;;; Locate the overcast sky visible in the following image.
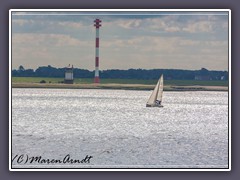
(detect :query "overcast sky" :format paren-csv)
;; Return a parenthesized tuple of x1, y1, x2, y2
(11, 10, 229, 71)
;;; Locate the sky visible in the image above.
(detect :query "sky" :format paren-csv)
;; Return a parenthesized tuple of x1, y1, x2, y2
(11, 10, 229, 71)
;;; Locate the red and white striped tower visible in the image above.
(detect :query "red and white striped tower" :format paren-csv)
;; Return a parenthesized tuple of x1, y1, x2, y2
(94, 18, 102, 83)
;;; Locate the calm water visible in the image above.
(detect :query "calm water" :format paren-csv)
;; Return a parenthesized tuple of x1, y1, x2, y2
(12, 88, 229, 168)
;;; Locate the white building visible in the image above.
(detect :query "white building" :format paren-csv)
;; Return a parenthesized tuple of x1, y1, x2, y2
(64, 64, 74, 84)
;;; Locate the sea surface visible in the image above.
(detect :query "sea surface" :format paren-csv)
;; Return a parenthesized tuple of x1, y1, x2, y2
(11, 88, 229, 169)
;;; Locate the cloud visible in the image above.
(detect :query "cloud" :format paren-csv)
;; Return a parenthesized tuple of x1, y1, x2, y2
(11, 12, 229, 70)
(98, 35, 228, 70)
(117, 19, 143, 29)
(12, 19, 32, 26)
(58, 21, 84, 29)
(182, 21, 213, 33)
(12, 33, 90, 47)
(12, 13, 228, 37)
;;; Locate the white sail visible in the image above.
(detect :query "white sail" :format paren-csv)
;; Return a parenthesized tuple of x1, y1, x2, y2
(146, 79, 160, 105)
(146, 75, 164, 107)
(156, 75, 163, 102)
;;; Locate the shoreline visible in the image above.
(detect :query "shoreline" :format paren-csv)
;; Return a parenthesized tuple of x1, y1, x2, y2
(12, 83, 228, 91)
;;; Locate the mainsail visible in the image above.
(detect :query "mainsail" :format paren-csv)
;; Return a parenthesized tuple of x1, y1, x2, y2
(146, 75, 164, 107)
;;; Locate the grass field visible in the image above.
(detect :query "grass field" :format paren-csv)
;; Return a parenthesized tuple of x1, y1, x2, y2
(12, 77, 229, 86)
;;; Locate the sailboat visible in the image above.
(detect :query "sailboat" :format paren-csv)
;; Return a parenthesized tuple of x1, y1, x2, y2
(146, 75, 164, 107)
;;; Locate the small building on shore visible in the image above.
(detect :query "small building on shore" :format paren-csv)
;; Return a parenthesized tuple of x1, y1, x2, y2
(64, 64, 74, 84)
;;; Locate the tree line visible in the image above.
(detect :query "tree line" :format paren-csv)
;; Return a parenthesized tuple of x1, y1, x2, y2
(12, 65, 228, 80)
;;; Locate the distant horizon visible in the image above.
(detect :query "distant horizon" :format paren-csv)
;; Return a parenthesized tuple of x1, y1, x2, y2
(12, 64, 228, 72)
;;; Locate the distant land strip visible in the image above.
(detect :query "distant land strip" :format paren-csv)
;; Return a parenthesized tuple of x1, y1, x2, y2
(12, 82, 228, 91)
(12, 66, 228, 81)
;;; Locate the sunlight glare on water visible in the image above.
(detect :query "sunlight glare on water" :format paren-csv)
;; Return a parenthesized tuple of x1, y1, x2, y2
(12, 88, 228, 168)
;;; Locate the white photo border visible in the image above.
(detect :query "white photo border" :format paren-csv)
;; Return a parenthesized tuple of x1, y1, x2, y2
(9, 9, 231, 171)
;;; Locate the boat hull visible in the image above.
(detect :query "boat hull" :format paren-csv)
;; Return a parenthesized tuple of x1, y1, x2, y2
(146, 104, 163, 108)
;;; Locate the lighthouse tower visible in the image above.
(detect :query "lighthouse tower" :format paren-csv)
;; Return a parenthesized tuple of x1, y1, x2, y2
(94, 18, 101, 83)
